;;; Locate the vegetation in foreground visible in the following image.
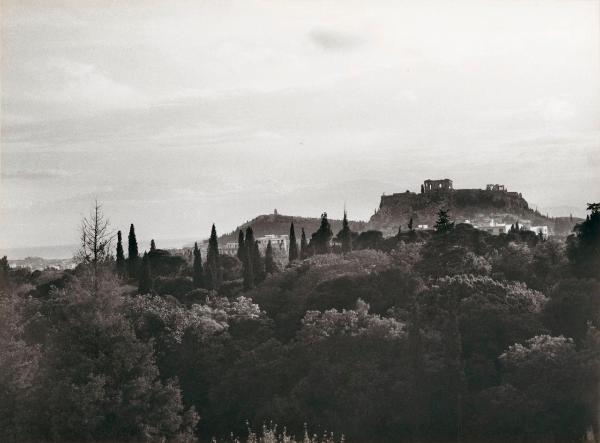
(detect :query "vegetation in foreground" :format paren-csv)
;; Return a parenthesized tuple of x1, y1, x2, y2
(0, 204, 599, 443)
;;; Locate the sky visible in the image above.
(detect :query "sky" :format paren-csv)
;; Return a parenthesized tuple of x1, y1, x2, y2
(1, 0, 599, 252)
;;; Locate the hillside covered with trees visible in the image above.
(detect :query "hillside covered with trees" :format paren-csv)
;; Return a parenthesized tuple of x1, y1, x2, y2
(1, 204, 599, 443)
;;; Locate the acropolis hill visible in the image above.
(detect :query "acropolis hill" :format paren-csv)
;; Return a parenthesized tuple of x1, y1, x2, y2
(367, 179, 577, 236)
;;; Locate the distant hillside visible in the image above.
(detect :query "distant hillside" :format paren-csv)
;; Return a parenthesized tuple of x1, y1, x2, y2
(219, 212, 367, 243)
(368, 186, 581, 236)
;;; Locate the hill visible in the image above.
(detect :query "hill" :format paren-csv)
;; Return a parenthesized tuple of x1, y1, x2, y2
(368, 181, 580, 236)
(219, 212, 367, 243)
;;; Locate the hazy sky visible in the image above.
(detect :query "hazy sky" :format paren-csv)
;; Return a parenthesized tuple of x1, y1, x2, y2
(1, 0, 599, 249)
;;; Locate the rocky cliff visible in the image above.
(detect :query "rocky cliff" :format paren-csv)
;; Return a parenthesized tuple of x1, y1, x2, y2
(367, 188, 575, 236)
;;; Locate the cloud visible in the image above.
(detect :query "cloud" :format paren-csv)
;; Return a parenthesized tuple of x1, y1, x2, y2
(1, 169, 70, 181)
(309, 29, 363, 51)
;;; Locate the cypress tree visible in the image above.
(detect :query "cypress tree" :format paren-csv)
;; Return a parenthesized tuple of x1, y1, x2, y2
(205, 224, 221, 290)
(435, 209, 455, 233)
(408, 217, 414, 231)
(288, 222, 299, 263)
(192, 242, 204, 288)
(115, 230, 125, 277)
(310, 212, 333, 254)
(138, 252, 152, 294)
(252, 240, 265, 284)
(265, 240, 277, 274)
(236, 230, 245, 262)
(128, 224, 139, 279)
(242, 244, 254, 291)
(300, 228, 309, 259)
(150, 239, 156, 252)
(338, 211, 352, 254)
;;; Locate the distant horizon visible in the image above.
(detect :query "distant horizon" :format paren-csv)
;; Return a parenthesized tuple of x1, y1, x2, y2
(0, 190, 589, 259)
(2, 0, 599, 250)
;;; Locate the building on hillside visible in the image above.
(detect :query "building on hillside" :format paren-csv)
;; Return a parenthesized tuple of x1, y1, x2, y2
(475, 219, 511, 235)
(221, 242, 239, 256)
(486, 184, 506, 192)
(423, 179, 453, 193)
(528, 225, 549, 239)
(257, 234, 289, 255)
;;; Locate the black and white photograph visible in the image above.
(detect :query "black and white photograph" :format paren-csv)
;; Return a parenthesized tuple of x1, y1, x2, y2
(1, 1, 599, 442)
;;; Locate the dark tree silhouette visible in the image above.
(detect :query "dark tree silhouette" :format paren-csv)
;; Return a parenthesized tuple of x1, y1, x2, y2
(205, 224, 221, 290)
(310, 212, 333, 255)
(77, 200, 114, 291)
(408, 217, 414, 231)
(150, 239, 156, 252)
(116, 230, 126, 277)
(435, 209, 455, 233)
(236, 230, 245, 262)
(567, 202, 600, 278)
(265, 240, 277, 274)
(252, 240, 265, 284)
(138, 252, 152, 294)
(128, 224, 139, 279)
(337, 211, 352, 254)
(242, 244, 254, 291)
(300, 228, 309, 259)
(0, 256, 9, 290)
(289, 222, 299, 263)
(192, 242, 204, 288)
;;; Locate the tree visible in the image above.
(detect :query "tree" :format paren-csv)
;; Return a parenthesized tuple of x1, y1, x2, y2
(77, 200, 114, 291)
(150, 239, 156, 251)
(115, 231, 126, 277)
(567, 202, 600, 278)
(265, 241, 277, 274)
(421, 184, 424, 194)
(252, 240, 265, 284)
(236, 230, 245, 262)
(435, 209, 455, 233)
(337, 211, 353, 254)
(408, 217, 414, 231)
(29, 280, 197, 441)
(310, 212, 333, 255)
(300, 228, 309, 259)
(242, 245, 254, 291)
(205, 224, 221, 290)
(192, 242, 204, 289)
(0, 256, 10, 290)
(243, 227, 256, 290)
(289, 222, 299, 263)
(139, 252, 153, 294)
(128, 224, 139, 279)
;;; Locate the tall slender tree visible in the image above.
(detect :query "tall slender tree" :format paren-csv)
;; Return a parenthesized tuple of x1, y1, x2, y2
(128, 224, 139, 279)
(77, 200, 114, 292)
(150, 239, 156, 252)
(242, 244, 254, 291)
(300, 228, 309, 259)
(138, 252, 152, 294)
(435, 209, 455, 233)
(265, 240, 277, 274)
(192, 242, 204, 288)
(337, 211, 352, 254)
(288, 222, 299, 263)
(116, 230, 126, 277)
(252, 240, 265, 284)
(310, 212, 333, 254)
(236, 230, 245, 262)
(408, 217, 414, 231)
(204, 224, 221, 290)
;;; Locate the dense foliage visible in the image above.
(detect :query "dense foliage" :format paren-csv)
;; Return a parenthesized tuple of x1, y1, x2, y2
(1, 204, 599, 442)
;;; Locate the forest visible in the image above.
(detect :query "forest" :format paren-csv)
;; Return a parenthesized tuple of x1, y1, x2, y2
(0, 203, 599, 443)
